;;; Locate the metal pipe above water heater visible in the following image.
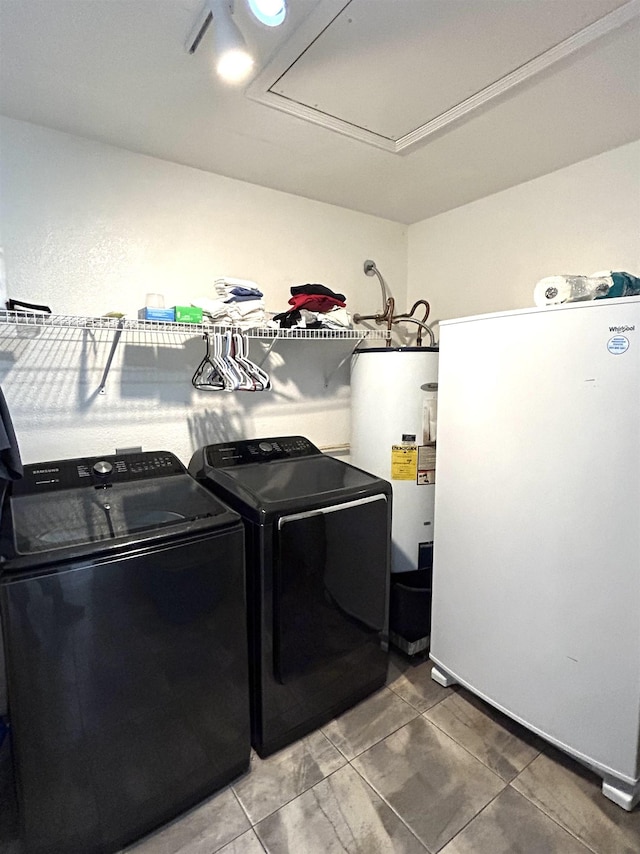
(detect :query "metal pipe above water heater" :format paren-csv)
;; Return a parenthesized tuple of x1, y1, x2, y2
(353, 260, 435, 347)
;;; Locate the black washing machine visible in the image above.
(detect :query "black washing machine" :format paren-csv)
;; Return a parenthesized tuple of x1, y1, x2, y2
(189, 436, 391, 757)
(0, 451, 250, 854)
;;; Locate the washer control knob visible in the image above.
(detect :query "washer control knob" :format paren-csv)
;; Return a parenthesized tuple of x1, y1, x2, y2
(258, 442, 274, 454)
(93, 460, 113, 476)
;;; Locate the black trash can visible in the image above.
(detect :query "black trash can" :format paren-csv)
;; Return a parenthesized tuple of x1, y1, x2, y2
(389, 568, 432, 655)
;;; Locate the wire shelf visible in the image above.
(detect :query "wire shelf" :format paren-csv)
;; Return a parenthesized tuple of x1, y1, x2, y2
(0, 311, 391, 341)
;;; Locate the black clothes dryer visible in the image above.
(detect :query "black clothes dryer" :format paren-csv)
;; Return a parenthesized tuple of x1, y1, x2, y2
(189, 436, 392, 757)
(0, 451, 250, 854)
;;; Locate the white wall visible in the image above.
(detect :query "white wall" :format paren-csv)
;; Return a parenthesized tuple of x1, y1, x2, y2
(407, 141, 640, 333)
(0, 117, 407, 465)
(3, 119, 638, 467)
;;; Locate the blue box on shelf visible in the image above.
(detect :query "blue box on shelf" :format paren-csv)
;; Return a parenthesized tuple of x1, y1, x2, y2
(138, 307, 175, 322)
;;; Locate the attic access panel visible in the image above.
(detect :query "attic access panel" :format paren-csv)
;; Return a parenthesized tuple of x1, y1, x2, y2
(246, 0, 636, 153)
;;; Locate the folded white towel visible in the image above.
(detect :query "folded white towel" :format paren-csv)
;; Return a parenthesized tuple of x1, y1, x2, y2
(194, 295, 266, 329)
(192, 297, 228, 318)
(321, 307, 351, 328)
(214, 277, 260, 289)
(234, 299, 265, 318)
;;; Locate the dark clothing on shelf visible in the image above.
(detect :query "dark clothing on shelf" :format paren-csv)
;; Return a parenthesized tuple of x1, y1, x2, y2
(230, 286, 263, 297)
(273, 310, 323, 329)
(290, 284, 346, 302)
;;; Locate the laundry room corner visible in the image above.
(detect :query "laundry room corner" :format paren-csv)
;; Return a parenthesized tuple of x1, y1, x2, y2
(406, 140, 640, 331)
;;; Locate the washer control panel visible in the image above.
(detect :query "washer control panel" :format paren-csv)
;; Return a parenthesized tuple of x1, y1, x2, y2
(205, 436, 320, 468)
(13, 451, 185, 494)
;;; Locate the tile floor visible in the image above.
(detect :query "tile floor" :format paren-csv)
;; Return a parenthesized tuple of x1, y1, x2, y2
(2, 651, 640, 853)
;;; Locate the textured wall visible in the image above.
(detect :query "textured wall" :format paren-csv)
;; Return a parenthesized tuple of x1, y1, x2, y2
(0, 117, 407, 465)
(407, 140, 640, 335)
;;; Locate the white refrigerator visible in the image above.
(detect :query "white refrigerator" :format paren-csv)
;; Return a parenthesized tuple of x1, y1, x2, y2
(430, 295, 640, 810)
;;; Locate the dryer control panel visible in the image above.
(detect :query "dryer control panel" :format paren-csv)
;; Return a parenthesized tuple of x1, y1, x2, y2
(205, 436, 321, 468)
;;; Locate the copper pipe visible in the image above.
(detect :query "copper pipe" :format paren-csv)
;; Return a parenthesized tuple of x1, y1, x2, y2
(392, 315, 435, 347)
(392, 299, 433, 346)
(353, 296, 395, 345)
(354, 260, 434, 347)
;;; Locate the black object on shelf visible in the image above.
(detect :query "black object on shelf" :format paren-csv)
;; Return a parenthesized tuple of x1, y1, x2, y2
(6, 299, 51, 313)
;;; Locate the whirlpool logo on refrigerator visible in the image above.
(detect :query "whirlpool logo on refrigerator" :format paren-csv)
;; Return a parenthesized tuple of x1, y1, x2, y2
(609, 325, 635, 333)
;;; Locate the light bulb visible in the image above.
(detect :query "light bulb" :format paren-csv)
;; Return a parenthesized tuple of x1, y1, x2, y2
(216, 48, 255, 83)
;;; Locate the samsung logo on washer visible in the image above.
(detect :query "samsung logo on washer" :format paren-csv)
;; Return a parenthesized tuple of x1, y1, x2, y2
(609, 325, 635, 333)
(32, 467, 59, 475)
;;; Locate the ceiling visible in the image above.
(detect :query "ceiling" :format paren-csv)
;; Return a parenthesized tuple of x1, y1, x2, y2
(1, 0, 639, 224)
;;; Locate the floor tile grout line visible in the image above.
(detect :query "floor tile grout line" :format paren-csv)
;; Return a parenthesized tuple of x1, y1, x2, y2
(418, 709, 511, 786)
(322, 705, 422, 763)
(341, 708, 512, 850)
(123, 783, 248, 854)
(251, 763, 413, 851)
(237, 774, 338, 828)
(234, 741, 349, 826)
(230, 785, 253, 826)
(383, 683, 425, 711)
(319, 687, 421, 761)
(432, 786, 506, 854)
(347, 758, 432, 853)
(419, 690, 545, 772)
(506, 782, 602, 854)
(512, 745, 544, 776)
(250, 826, 269, 854)
(509, 745, 623, 853)
(386, 681, 454, 715)
(509, 736, 632, 854)
(319, 726, 352, 762)
(218, 823, 269, 854)
(417, 683, 598, 834)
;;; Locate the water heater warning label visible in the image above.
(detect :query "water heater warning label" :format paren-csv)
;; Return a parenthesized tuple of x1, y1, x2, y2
(391, 445, 417, 480)
(417, 444, 436, 485)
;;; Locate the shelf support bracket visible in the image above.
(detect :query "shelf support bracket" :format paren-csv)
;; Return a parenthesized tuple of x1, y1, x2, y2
(256, 335, 279, 367)
(324, 339, 364, 388)
(97, 319, 125, 394)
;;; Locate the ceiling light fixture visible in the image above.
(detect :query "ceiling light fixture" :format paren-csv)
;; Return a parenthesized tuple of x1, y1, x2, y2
(186, 0, 255, 85)
(247, 0, 287, 27)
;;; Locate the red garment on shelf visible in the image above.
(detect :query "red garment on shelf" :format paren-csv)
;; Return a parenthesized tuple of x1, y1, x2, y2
(288, 293, 346, 312)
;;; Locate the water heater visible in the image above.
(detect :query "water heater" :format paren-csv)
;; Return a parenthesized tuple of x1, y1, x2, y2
(350, 347, 438, 653)
(351, 346, 438, 571)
